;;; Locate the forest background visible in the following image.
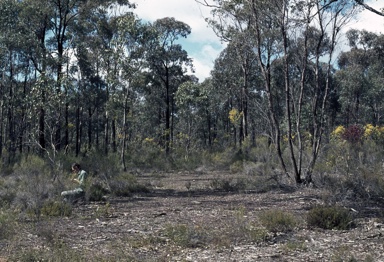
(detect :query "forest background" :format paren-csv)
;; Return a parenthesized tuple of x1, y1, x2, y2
(0, 0, 384, 194)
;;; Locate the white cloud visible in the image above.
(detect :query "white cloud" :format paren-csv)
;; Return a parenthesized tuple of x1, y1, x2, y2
(335, 0, 384, 58)
(348, 0, 384, 33)
(132, 0, 225, 82)
(131, 0, 383, 81)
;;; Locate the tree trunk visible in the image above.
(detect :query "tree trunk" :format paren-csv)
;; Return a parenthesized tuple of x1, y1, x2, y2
(76, 106, 80, 156)
(112, 118, 117, 153)
(165, 70, 171, 154)
(88, 107, 93, 149)
(104, 111, 109, 155)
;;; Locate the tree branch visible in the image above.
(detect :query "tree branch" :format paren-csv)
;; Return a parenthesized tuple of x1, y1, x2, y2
(194, 0, 220, 9)
(354, 0, 384, 17)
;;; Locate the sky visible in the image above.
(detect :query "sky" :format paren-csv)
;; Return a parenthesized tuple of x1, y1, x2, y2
(131, 0, 384, 82)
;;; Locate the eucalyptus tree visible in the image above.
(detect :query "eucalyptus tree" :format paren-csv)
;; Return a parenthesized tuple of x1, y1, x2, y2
(0, 0, 19, 161)
(211, 45, 243, 146)
(288, 1, 357, 184)
(336, 30, 384, 125)
(210, 39, 262, 147)
(174, 80, 204, 154)
(207, 2, 260, 146)
(0, 0, 40, 162)
(143, 17, 194, 154)
(69, 2, 141, 157)
(17, 0, 134, 156)
(176, 77, 224, 153)
(199, 0, 357, 184)
(108, 13, 146, 170)
(72, 7, 118, 156)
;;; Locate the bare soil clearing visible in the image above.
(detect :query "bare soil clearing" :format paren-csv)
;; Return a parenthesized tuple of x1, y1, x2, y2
(2, 171, 384, 261)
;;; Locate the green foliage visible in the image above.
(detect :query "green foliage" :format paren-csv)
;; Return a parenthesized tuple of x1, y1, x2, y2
(0, 210, 17, 240)
(282, 240, 307, 252)
(307, 206, 354, 230)
(109, 173, 150, 197)
(315, 134, 384, 200)
(229, 160, 243, 173)
(12, 155, 58, 219)
(246, 227, 270, 243)
(40, 200, 72, 217)
(82, 151, 120, 178)
(0, 178, 16, 208)
(259, 209, 297, 233)
(12, 243, 87, 262)
(87, 181, 109, 202)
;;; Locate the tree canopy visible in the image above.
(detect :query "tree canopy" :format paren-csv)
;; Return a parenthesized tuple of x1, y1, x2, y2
(0, 0, 383, 185)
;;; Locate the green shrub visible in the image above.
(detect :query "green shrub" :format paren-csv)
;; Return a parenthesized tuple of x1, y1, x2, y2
(259, 209, 297, 233)
(40, 200, 72, 217)
(109, 173, 150, 197)
(230, 160, 244, 173)
(0, 210, 16, 240)
(87, 182, 110, 202)
(11, 243, 87, 262)
(0, 179, 16, 208)
(12, 155, 57, 218)
(247, 227, 270, 243)
(307, 206, 354, 230)
(209, 177, 247, 192)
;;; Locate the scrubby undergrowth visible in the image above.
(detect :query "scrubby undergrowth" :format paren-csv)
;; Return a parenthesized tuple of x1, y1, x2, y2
(0, 136, 384, 261)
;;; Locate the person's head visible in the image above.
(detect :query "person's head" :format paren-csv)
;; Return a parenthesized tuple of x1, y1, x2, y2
(71, 163, 81, 173)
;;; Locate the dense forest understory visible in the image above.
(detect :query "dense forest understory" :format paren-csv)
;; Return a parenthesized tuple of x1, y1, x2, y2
(1, 0, 384, 260)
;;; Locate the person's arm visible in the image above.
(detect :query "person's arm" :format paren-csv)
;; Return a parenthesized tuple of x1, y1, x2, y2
(73, 170, 87, 185)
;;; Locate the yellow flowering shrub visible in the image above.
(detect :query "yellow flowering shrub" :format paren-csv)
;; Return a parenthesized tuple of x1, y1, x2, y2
(331, 125, 345, 139)
(229, 108, 243, 125)
(364, 124, 376, 138)
(331, 124, 384, 144)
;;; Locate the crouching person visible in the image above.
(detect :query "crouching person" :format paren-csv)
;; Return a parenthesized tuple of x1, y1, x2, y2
(61, 163, 87, 203)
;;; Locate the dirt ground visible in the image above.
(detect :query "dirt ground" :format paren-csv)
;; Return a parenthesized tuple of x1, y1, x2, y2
(2, 171, 384, 261)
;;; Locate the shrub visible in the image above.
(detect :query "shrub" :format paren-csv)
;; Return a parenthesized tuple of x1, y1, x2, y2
(40, 200, 72, 217)
(0, 178, 16, 208)
(259, 209, 297, 233)
(86, 181, 110, 202)
(229, 160, 244, 173)
(12, 155, 57, 218)
(341, 125, 364, 144)
(331, 125, 346, 139)
(209, 177, 247, 192)
(307, 206, 354, 230)
(0, 210, 17, 240)
(109, 173, 150, 197)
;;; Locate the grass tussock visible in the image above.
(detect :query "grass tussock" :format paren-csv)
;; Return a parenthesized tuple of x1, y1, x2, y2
(259, 209, 297, 233)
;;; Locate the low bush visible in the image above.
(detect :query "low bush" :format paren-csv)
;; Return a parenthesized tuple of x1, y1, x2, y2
(259, 209, 297, 233)
(40, 200, 72, 217)
(109, 173, 150, 197)
(209, 177, 247, 192)
(307, 205, 354, 230)
(86, 181, 110, 202)
(0, 210, 17, 240)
